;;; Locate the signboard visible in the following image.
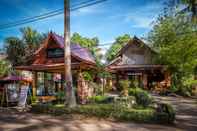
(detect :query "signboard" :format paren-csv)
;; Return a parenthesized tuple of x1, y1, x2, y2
(7, 84, 19, 102)
(47, 48, 64, 58)
(18, 85, 29, 107)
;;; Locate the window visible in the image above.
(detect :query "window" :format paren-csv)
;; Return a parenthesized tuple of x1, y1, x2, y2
(47, 48, 64, 58)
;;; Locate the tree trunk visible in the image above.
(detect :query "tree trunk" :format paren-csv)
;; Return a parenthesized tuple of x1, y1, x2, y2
(64, 0, 76, 107)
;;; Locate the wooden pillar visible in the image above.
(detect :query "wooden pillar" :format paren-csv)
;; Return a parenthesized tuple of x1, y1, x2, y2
(116, 73, 120, 90)
(61, 74, 64, 91)
(44, 72, 48, 95)
(142, 73, 148, 89)
(32, 71, 37, 96)
(164, 71, 171, 88)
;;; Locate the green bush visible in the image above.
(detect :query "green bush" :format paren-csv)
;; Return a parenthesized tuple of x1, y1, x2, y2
(156, 103, 175, 123)
(55, 91, 65, 103)
(89, 82, 103, 95)
(129, 88, 152, 108)
(31, 103, 174, 124)
(119, 80, 130, 96)
(82, 71, 93, 81)
(114, 96, 136, 108)
(89, 95, 113, 104)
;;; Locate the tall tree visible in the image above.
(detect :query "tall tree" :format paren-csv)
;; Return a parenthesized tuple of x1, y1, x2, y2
(147, 13, 197, 95)
(4, 27, 47, 66)
(180, 0, 197, 22)
(105, 34, 131, 62)
(4, 37, 25, 66)
(64, 0, 76, 107)
(71, 32, 101, 64)
(71, 33, 99, 48)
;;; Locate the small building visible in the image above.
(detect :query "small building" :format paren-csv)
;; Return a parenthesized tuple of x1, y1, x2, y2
(16, 32, 97, 103)
(107, 36, 171, 91)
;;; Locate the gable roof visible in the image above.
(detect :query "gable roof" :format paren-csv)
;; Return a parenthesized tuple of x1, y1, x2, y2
(117, 36, 156, 56)
(35, 32, 96, 65)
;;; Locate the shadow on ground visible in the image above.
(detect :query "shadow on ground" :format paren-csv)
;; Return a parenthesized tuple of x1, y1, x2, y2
(0, 96, 196, 131)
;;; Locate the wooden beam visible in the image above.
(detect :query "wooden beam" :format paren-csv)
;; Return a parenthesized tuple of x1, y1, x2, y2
(32, 71, 37, 96)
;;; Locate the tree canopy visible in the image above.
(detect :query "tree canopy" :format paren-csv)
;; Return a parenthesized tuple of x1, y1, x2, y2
(71, 32, 101, 64)
(147, 5, 197, 95)
(4, 27, 47, 66)
(105, 34, 131, 62)
(0, 60, 13, 77)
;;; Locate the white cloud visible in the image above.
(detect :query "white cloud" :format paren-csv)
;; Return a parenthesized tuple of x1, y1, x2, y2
(123, 1, 163, 29)
(124, 15, 155, 29)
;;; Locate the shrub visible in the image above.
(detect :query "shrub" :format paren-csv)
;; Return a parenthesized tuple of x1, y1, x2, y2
(82, 71, 93, 81)
(55, 91, 65, 103)
(119, 80, 130, 96)
(89, 82, 103, 95)
(128, 88, 136, 96)
(31, 103, 175, 124)
(155, 103, 175, 123)
(89, 95, 113, 104)
(129, 88, 152, 108)
(114, 96, 136, 108)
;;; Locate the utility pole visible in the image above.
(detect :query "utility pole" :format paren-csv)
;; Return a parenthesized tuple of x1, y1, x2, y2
(64, 0, 76, 107)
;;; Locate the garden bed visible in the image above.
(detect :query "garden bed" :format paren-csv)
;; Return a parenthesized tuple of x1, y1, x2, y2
(31, 103, 175, 124)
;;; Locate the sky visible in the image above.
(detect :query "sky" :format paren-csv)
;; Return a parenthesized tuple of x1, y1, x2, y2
(0, 0, 166, 53)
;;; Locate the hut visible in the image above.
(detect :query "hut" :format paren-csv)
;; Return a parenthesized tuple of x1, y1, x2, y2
(107, 36, 171, 92)
(15, 32, 97, 103)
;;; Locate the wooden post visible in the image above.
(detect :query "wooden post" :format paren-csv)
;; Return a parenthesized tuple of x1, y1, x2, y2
(32, 71, 37, 96)
(64, 0, 76, 107)
(44, 72, 48, 95)
(142, 73, 148, 89)
(116, 73, 119, 90)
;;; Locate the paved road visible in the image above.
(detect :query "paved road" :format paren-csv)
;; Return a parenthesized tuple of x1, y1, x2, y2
(153, 95, 197, 131)
(0, 96, 196, 131)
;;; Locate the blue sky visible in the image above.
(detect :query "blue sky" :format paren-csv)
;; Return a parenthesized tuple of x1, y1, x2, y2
(0, 0, 165, 52)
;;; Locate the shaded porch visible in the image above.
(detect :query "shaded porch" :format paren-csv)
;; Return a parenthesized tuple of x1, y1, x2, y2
(107, 64, 171, 91)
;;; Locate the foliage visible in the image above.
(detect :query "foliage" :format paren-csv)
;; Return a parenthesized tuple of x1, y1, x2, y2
(88, 95, 113, 104)
(147, 11, 197, 96)
(0, 60, 13, 77)
(129, 88, 153, 108)
(31, 103, 174, 123)
(4, 27, 47, 66)
(82, 71, 93, 81)
(4, 37, 26, 66)
(105, 34, 131, 62)
(119, 80, 130, 96)
(89, 82, 103, 95)
(155, 103, 175, 123)
(56, 91, 65, 103)
(179, 0, 197, 23)
(71, 33, 102, 64)
(71, 32, 99, 49)
(114, 96, 136, 108)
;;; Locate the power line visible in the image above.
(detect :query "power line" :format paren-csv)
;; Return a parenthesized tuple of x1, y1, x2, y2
(0, 0, 107, 30)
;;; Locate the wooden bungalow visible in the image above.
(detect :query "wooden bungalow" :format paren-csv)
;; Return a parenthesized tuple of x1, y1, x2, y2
(15, 32, 96, 103)
(107, 36, 171, 91)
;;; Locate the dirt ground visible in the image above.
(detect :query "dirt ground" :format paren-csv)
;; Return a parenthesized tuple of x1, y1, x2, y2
(0, 96, 196, 131)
